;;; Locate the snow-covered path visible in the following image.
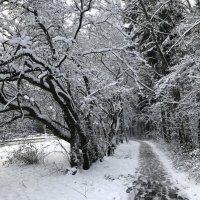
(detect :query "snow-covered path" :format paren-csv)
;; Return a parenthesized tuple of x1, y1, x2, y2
(128, 141, 200, 200)
(129, 141, 189, 200)
(146, 141, 200, 200)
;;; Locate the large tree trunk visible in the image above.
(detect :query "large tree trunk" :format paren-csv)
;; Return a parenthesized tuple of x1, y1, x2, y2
(70, 133, 81, 168)
(107, 132, 114, 156)
(83, 75, 99, 163)
(85, 115, 99, 163)
(68, 119, 91, 170)
(78, 128, 91, 170)
(107, 117, 117, 156)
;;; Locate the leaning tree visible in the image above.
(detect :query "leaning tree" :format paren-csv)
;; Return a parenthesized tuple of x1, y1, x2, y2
(0, 0, 138, 169)
(0, 0, 118, 170)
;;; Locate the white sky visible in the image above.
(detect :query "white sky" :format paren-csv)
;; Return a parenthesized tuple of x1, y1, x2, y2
(188, 0, 196, 6)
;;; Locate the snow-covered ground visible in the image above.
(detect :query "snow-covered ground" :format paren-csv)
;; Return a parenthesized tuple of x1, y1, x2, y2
(0, 140, 140, 200)
(146, 141, 200, 200)
(2, 138, 200, 200)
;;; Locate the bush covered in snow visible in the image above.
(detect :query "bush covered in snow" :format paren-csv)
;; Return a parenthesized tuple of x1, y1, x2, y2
(5, 143, 45, 166)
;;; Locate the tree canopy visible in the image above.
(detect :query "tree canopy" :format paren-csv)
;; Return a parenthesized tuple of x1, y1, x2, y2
(1, 0, 200, 170)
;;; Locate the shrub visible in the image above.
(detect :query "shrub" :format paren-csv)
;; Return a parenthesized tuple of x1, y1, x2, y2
(5, 143, 44, 166)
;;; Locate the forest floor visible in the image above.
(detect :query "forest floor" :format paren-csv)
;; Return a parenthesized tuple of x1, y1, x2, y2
(0, 139, 200, 200)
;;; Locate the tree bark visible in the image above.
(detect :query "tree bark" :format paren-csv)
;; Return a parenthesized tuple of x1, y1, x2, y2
(161, 106, 170, 143)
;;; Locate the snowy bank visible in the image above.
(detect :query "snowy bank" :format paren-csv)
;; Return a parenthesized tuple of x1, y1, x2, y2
(0, 140, 140, 200)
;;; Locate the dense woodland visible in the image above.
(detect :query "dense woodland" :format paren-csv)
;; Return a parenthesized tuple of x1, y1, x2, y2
(0, 0, 200, 170)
